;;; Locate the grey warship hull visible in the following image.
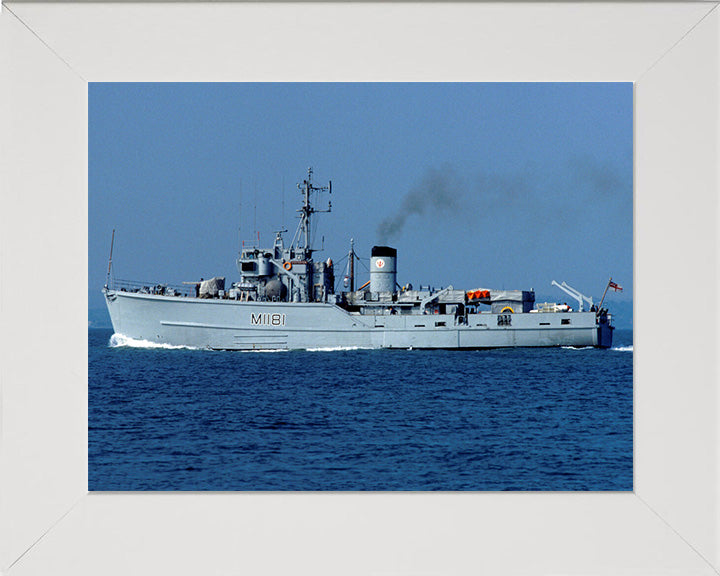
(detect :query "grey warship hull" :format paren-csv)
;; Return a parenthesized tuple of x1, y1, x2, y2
(104, 289, 613, 350)
(103, 168, 616, 350)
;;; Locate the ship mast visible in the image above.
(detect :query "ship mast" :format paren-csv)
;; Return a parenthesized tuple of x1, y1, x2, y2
(105, 228, 115, 288)
(293, 167, 331, 257)
(349, 238, 355, 291)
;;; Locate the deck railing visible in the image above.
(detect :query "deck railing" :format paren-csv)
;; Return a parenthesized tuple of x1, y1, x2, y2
(109, 278, 196, 298)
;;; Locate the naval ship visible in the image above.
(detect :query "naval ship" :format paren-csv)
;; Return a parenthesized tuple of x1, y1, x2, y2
(103, 168, 615, 350)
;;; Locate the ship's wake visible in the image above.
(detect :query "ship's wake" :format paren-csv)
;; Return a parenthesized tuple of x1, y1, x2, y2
(109, 333, 199, 350)
(561, 344, 633, 352)
(304, 346, 372, 352)
(240, 346, 370, 353)
(239, 348, 290, 353)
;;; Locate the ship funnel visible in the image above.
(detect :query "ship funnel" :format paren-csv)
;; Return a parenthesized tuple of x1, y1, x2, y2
(370, 246, 397, 293)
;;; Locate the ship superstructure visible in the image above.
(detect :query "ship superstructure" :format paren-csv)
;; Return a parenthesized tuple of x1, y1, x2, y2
(103, 168, 615, 350)
(233, 168, 335, 305)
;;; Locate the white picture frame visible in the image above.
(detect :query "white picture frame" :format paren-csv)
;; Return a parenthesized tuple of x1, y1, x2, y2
(1, 2, 718, 574)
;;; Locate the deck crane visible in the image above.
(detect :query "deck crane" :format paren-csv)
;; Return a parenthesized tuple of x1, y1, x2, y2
(551, 281, 594, 312)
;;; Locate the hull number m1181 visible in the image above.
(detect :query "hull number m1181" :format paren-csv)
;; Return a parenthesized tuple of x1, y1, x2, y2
(251, 313, 287, 327)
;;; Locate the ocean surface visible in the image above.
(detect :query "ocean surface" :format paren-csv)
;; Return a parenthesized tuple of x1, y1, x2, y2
(89, 329, 633, 491)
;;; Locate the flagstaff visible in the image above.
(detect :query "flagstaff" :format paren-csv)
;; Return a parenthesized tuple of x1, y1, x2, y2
(598, 277, 623, 310)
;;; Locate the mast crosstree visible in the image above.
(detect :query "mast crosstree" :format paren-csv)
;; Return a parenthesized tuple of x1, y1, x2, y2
(291, 167, 332, 256)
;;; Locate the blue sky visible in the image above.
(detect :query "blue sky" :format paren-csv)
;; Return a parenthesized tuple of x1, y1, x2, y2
(89, 83, 632, 311)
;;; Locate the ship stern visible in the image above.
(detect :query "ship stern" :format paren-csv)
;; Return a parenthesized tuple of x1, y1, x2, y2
(597, 322, 614, 348)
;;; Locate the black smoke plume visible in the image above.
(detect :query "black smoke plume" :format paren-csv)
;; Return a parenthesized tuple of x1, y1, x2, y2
(377, 167, 462, 242)
(376, 156, 630, 242)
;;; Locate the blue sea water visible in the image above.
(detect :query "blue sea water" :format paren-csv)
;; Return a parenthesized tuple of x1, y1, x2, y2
(89, 329, 633, 491)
